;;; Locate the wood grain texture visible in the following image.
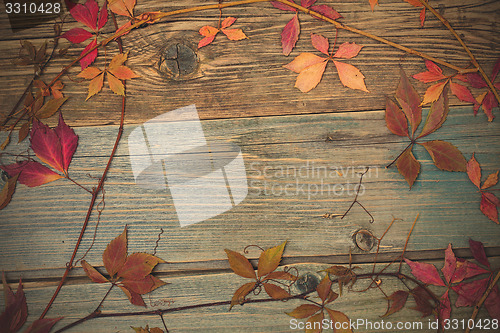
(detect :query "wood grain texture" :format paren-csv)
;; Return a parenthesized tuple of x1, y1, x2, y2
(0, 0, 499, 126)
(0, 106, 498, 272)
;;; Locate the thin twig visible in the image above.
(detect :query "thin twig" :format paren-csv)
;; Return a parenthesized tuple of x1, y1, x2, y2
(399, 213, 419, 273)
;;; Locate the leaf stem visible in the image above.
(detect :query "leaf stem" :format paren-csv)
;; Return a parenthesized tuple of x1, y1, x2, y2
(66, 175, 92, 194)
(386, 142, 413, 169)
(418, 0, 500, 105)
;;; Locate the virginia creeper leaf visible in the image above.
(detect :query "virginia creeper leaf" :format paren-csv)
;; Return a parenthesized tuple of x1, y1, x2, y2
(316, 275, 332, 302)
(0, 174, 18, 210)
(482, 171, 499, 189)
(86, 72, 104, 100)
(382, 290, 409, 317)
(333, 42, 363, 59)
(484, 285, 500, 320)
(117, 252, 165, 281)
(103, 226, 127, 278)
(441, 244, 456, 284)
(23, 317, 63, 333)
(469, 239, 490, 268)
(221, 17, 236, 28)
(77, 67, 102, 79)
(61, 28, 93, 43)
(97, 1, 108, 30)
(481, 192, 499, 223)
(310, 5, 342, 21)
(453, 278, 488, 307)
(108, 66, 139, 80)
(121, 275, 166, 294)
(118, 285, 145, 307)
(294, 60, 328, 93)
(404, 258, 445, 286)
(439, 290, 451, 324)
(396, 68, 421, 136)
(284, 53, 326, 73)
(369, 0, 378, 11)
(420, 140, 466, 172)
(306, 312, 324, 333)
(221, 28, 247, 41)
(108, 0, 136, 17)
(301, 0, 316, 7)
(262, 282, 291, 299)
(286, 304, 321, 319)
(410, 286, 434, 317)
(225, 249, 256, 279)
(30, 119, 64, 172)
(385, 98, 409, 137)
(81, 260, 109, 283)
(420, 7, 426, 27)
(421, 81, 448, 105)
(0, 276, 27, 332)
(466, 154, 481, 189)
(396, 146, 420, 189)
(37, 97, 68, 119)
(467, 73, 487, 89)
(271, 1, 297, 12)
(109, 51, 129, 69)
(263, 271, 297, 281)
(281, 14, 300, 56)
(107, 73, 125, 96)
(450, 82, 477, 105)
(80, 38, 98, 69)
(257, 240, 287, 277)
(417, 85, 449, 138)
(324, 307, 352, 333)
(18, 161, 63, 187)
(230, 282, 256, 309)
(65, 0, 98, 30)
(333, 60, 369, 92)
(311, 33, 329, 55)
(54, 112, 78, 173)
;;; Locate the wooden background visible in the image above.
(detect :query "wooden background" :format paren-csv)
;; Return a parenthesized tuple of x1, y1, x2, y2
(0, 0, 499, 331)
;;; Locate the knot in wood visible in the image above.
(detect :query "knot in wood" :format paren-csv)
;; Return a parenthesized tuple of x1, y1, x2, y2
(159, 42, 198, 80)
(353, 229, 376, 252)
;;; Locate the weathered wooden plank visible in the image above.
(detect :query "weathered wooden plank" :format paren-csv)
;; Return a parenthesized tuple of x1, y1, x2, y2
(1, 261, 498, 332)
(0, 106, 498, 273)
(0, 0, 499, 126)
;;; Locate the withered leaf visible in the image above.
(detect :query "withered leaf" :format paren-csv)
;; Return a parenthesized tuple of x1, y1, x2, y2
(103, 226, 128, 278)
(396, 68, 421, 137)
(481, 192, 499, 223)
(382, 290, 409, 317)
(482, 171, 499, 189)
(306, 312, 324, 333)
(0, 274, 28, 332)
(262, 282, 291, 299)
(225, 249, 256, 279)
(404, 258, 445, 287)
(81, 260, 109, 283)
(396, 146, 420, 189)
(0, 174, 18, 210)
(257, 240, 287, 277)
(22, 317, 63, 333)
(316, 275, 332, 302)
(117, 252, 165, 281)
(119, 285, 146, 307)
(420, 140, 467, 172)
(286, 304, 321, 319)
(121, 275, 166, 295)
(385, 98, 409, 137)
(466, 153, 482, 189)
(230, 282, 256, 310)
(36, 97, 68, 119)
(324, 307, 352, 333)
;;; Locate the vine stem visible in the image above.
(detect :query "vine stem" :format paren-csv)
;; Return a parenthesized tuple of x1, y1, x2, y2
(418, 0, 500, 104)
(38, 12, 127, 320)
(465, 269, 500, 333)
(52, 272, 440, 333)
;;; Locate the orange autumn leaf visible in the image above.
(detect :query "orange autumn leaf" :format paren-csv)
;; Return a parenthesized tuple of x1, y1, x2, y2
(221, 28, 247, 41)
(467, 153, 482, 189)
(102, 227, 128, 278)
(421, 80, 448, 105)
(81, 260, 109, 283)
(417, 85, 449, 138)
(225, 249, 256, 279)
(482, 171, 499, 189)
(294, 61, 328, 92)
(117, 252, 165, 280)
(86, 72, 105, 100)
(316, 275, 332, 303)
(198, 17, 247, 49)
(108, 0, 136, 17)
(333, 60, 369, 92)
(262, 282, 291, 299)
(257, 241, 287, 277)
(324, 307, 353, 333)
(229, 282, 256, 309)
(286, 304, 321, 319)
(0, 174, 18, 210)
(107, 73, 125, 96)
(284, 53, 326, 73)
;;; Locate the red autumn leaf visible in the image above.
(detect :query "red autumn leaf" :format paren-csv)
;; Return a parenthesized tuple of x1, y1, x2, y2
(230, 282, 256, 309)
(413, 61, 446, 83)
(17, 161, 63, 187)
(23, 317, 63, 333)
(301, 0, 316, 7)
(0, 174, 18, 210)
(65, 0, 98, 31)
(484, 285, 500, 320)
(271, 0, 297, 12)
(108, 0, 136, 17)
(103, 226, 128, 278)
(97, 0, 108, 30)
(461, 260, 490, 280)
(311, 33, 329, 55)
(0, 275, 28, 333)
(404, 258, 445, 286)
(225, 249, 256, 279)
(310, 5, 343, 21)
(396, 146, 420, 189)
(441, 244, 457, 284)
(257, 241, 287, 277)
(286, 304, 321, 319)
(198, 34, 216, 48)
(467, 72, 487, 89)
(410, 286, 435, 317)
(417, 85, 449, 138)
(482, 171, 499, 189)
(396, 68, 421, 136)
(369, 0, 378, 11)
(281, 14, 300, 56)
(61, 27, 93, 43)
(404, 0, 423, 7)
(30, 119, 64, 173)
(54, 112, 78, 173)
(333, 60, 369, 92)
(385, 98, 409, 137)
(421, 80, 448, 105)
(481, 192, 499, 223)
(333, 42, 363, 59)
(324, 307, 352, 332)
(81, 260, 109, 283)
(439, 290, 452, 323)
(450, 82, 477, 105)
(262, 282, 291, 299)
(80, 38, 98, 70)
(117, 252, 165, 281)
(469, 238, 490, 268)
(420, 140, 467, 172)
(121, 275, 166, 295)
(118, 285, 146, 307)
(419, 7, 426, 27)
(382, 290, 409, 317)
(453, 278, 488, 307)
(466, 153, 482, 189)
(481, 91, 497, 122)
